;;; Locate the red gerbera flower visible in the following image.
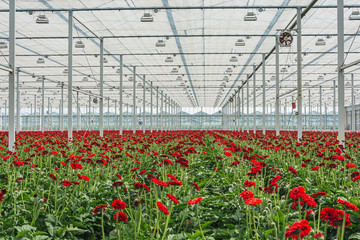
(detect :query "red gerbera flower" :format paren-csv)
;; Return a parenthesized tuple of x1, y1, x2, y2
(224, 152, 232, 157)
(93, 204, 107, 214)
(302, 194, 317, 208)
(111, 199, 127, 210)
(345, 162, 356, 168)
(113, 211, 128, 222)
(337, 199, 359, 212)
(49, 174, 57, 181)
(244, 198, 262, 206)
(240, 190, 254, 200)
(312, 192, 327, 198)
(353, 175, 360, 182)
(156, 201, 169, 215)
(313, 232, 324, 239)
(285, 219, 312, 239)
(152, 178, 168, 187)
(188, 197, 203, 205)
(112, 181, 124, 187)
(62, 180, 71, 187)
(289, 186, 306, 200)
(192, 182, 200, 191)
(320, 208, 338, 222)
(167, 194, 179, 204)
(244, 180, 256, 188)
(328, 163, 337, 169)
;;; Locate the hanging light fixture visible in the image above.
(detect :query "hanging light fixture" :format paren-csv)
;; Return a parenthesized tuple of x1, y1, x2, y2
(345, 81, 352, 87)
(36, 76, 42, 82)
(36, 15, 49, 24)
(349, 10, 360, 20)
(63, 68, 68, 74)
(244, 12, 257, 21)
(176, 76, 182, 81)
(37, 57, 45, 64)
(171, 68, 178, 74)
(155, 40, 166, 47)
(82, 77, 88, 82)
(75, 40, 85, 48)
(141, 12, 154, 22)
(281, 67, 288, 73)
(318, 75, 324, 81)
(103, 58, 108, 63)
(223, 76, 229, 82)
(304, 82, 310, 87)
(315, 38, 326, 46)
(165, 56, 173, 63)
(230, 56, 238, 62)
(226, 68, 233, 74)
(116, 68, 121, 74)
(37, 88, 41, 93)
(271, 76, 275, 81)
(128, 76, 134, 81)
(0, 41, 8, 49)
(235, 39, 245, 46)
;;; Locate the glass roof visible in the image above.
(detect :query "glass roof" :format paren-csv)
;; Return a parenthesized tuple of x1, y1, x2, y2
(0, 0, 359, 110)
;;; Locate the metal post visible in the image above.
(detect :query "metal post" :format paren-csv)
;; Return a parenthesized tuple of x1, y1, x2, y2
(41, 76, 45, 132)
(238, 88, 241, 131)
(99, 38, 104, 137)
(114, 100, 117, 130)
(351, 74, 355, 131)
(119, 55, 123, 135)
(47, 97, 50, 130)
(30, 104, 32, 130)
(337, 0, 345, 143)
(60, 83, 64, 131)
(76, 91, 80, 131)
(107, 97, 110, 131)
(284, 99, 287, 128)
(241, 80, 244, 132)
(320, 86, 322, 130)
(142, 75, 146, 134)
(156, 87, 159, 130)
(253, 64, 256, 133)
(275, 36, 280, 136)
(8, 0, 16, 151)
(325, 103, 327, 130)
(16, 67, 20, 132)
(246, 75, 249, 133)
(150, 82, 153, 133)
(333, 80, 336, 131)
(161, 91, 163, 131)
(88, 95, 91, 130)
(133, 66, 136, 134)
(68, 10, 73, 140)
(34, 95, 36, 131)
(262, 54, 266, 134)
(126, 103, 129, 130)
(297, 7, 303, 140)
(308, 89, 311, 131)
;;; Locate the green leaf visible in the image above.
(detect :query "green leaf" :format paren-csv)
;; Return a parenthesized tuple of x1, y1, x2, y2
(201, 221, 214, 229)
(33, 236, 50, 240)
(185, 230, 208, 239)
(67, 226, 89, 235)
(56, 227, 67, 238)
(349, 233, 360, 240)
(265, 229, 275, 237)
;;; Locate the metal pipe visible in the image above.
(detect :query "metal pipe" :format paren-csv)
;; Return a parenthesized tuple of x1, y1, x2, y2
(8, 0, 15, 151)
(337, 0, 345, 144)
(253, 64, 256, 133)
(143, 75, 146, 134)
(275, 36, 280, 136)
(68, 10, 73, 140)
(150, 82, 153, 133)
(99, 38, 104, 137)
(297, 7, 303, 140)
(351, 74, 355, 131)
(133, 66, 136, 134)
(41, 76, 45, 132)
(119, 55, 123, 135)
(262, 54, 266, 134)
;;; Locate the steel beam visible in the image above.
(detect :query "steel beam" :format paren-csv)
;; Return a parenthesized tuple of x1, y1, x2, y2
(8, 0, 15, 151)
(68, 11, 73, 140)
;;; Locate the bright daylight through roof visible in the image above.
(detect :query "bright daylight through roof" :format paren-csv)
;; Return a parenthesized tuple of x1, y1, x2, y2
(0, 0, 360, 239)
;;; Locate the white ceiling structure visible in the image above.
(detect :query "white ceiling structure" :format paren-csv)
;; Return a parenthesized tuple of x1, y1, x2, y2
(0, 0, 360, 110)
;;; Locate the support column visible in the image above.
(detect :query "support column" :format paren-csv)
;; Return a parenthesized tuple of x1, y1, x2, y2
(34, 95, 36, 131)
(47, 97, 50, 130)
(16, 67, 20, 132)
(246, 75, 249, 133)
(262, 54, 266, 134)
(156, 87, 159, 131)
(351, 74, 355, 131)
(241, 80, 244, 132)
(68, 11, 73, 140)
(142, 75, 146, 134)
(161, 91, 163, 131)
(60, 83, 64, 131)
(308, 89, 311, 131)
(99, 38, 104, 137)
(119, 55, 123, 135)
(325, 103, 327, 130)
(320, 86, 322, 130)
(126, 103, 129, 129)
(337, 0, 345, 143)
(150, 82, 153, 133)
(275, 36, 280, 136)
(88, 95, 91, 130)
(41, 76, 45, 132)
(77, 91, 80, 131)
(296, 7, 303, 140)
(114, 100, 117, 130)
(253, 64, 256, 133)
(132, 66, 136, 134)
(8, 0, 16, 151)
(107, 97, 110, 131)
(333, 80, 336, 131)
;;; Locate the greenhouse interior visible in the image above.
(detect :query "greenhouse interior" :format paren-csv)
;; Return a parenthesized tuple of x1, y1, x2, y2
(0, 1, 360, 239)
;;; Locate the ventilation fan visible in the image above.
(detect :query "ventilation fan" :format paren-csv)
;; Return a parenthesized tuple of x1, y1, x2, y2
(278, 31, 293, 47)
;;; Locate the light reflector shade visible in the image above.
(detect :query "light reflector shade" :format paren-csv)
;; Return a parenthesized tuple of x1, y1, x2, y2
(155, 40, 166, 47)
(315, 38, 326, 46)
(0, 41, 8, 49)
(235, 39, 245, 46)
(230, 56, 238, 62)
(141, 13, 154, 22)
(37, 57, 45, 64)
(75, 40, 85, 48)
(165, 57, 173, 62)
(36, 15, 49, 24)
(349, 11, 360, 20)
(244, 12, 257, 21)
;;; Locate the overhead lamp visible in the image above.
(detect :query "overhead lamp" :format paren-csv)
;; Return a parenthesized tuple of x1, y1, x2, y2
(0, 41, 8, 49)
(230, 56, 238, 62)
(75, 40, 85, 48)
(82, 77, 88, 82)
(155, 40, 166, 47)
(128, 76, 134, 81)
(165, 56, 173, 63)
(244, 12, 257, 21)
(56, 82, 63, 87)
(304, 82, 310, 87)
(36, 76, 42, 82)
(223, 76, 229, 81)
(141, 12, 154, 22)
(349, 10, 360, 20)
(176, 76, 182, 81)
(63, 68, 68, 74)
(271, 76, 276, 81)
(281, 67, 288, 73)
(103, 58, 108, 63)
(345, 81, 352, 87)
(37, 57, 45, 64)
(235, 39, 245, 46)
(171, 68, 178, 74)
(37, 88, 41, 93)
(315, 38, 326, 46)
(180, 82, 185, 86)
(116, 68, 121, 74)
(226, 68, 233, 74)
(318, 75, 324, 81)
(36, 15, 49, 24)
